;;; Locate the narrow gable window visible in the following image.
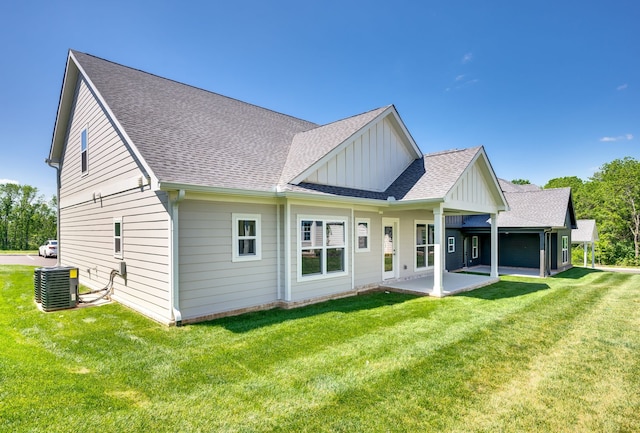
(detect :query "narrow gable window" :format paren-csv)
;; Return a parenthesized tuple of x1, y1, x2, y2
(81, 128, 88, 175)
(355, 218, 370, 252)
(232, 214, 261, 262)
(114, 218, 123, 259)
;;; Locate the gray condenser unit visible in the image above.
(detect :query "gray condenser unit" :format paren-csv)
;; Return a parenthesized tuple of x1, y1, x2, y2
(34, 268, 43, 303)
(39, 267, 79, 312)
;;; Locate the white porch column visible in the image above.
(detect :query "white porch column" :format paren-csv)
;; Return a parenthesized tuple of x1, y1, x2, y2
(490, 213, 499, 278)
(583, 242, 588, 267)
(433, 205, 445, 296)
(591, 241, 595, 268)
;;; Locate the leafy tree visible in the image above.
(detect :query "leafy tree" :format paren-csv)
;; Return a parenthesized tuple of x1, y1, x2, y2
(590, 157, 640, 263)
(511, 179, 531, 185)
(0, 183, 56, 250)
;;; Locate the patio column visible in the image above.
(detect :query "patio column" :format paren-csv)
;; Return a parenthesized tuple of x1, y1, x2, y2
(490, 213, 499, 278)
(591, 241, 595, 268)
(433, 206, 444, 296)
(539, 233, 546, 278)
(583, 242, 588, 267)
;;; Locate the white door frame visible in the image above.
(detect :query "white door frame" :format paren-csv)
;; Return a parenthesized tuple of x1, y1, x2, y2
(382, 218, 399, 280)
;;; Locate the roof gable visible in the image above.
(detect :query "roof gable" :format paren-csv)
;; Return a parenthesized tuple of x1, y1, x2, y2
(572, 219, 599, 242)
(497, 187, 575, 228)
(51, 50, 318, 192)
(282, 106, 421, 192)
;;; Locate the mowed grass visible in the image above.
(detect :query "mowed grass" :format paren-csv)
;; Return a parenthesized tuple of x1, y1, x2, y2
(1, 266, 639, 432)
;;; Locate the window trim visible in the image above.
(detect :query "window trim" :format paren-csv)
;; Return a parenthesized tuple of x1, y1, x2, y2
(232, 214, 262, 262)
(472, 236, 479, 259)
(562, 235, 569, 264)
(448, 236, 456, 253)
(297, 215, 348, 282)
(414, 220, 435, 272)
(113, 217, 123, 259)
(355, 218, 371, 253)
(81, 127, 89, 176)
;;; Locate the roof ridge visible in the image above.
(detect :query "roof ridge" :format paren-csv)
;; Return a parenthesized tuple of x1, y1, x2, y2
(70, 49, 318, 128)
(296, 105, 391, 135)
(424, 146, 481, 158)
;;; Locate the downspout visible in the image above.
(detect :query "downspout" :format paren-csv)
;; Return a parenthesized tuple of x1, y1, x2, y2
(170, 189, 186, 325)
(45, 159, 62, 267)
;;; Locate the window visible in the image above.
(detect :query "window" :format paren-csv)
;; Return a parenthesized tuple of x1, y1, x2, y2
(448, 236, 456, 253)
(232, 214, 261, 262)
(114, 218, 123, 259)
(355, 218, 370, 252)
(81, 127, 88, 175)
(562, 235, 569, 264)
(472, 236, 479, 259)
(299, 217, 347, 279)
(415, 222, 435, 270)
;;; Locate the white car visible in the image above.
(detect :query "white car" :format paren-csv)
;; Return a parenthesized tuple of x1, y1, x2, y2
(39, 240, 58, 258)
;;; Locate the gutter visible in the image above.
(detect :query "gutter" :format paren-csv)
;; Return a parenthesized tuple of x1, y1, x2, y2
(45, 158, 62, 267)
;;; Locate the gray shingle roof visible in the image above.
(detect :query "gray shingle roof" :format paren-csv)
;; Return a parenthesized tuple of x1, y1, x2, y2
(464, 179, 574, 229)
(279, 106, 390, 185)
(284, 147, 482, 202)
(572, 219, 599, 242)
(71, 50, 318, 192)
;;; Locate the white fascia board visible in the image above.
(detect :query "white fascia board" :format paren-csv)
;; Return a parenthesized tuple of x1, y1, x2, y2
(49, 53, 80, 162)
(446, 147, 509, 212)
(290, 106, 421, 185)
(68, 51, 160, 190)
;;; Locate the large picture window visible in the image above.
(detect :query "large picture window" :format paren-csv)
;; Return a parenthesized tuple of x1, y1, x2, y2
(232, 214, 261, 262)
(415, 222, 435, 270)
(299, 217, 347, 279)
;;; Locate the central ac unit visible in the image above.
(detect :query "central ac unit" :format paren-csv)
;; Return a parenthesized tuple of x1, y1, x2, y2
(38, 267, 79, 312)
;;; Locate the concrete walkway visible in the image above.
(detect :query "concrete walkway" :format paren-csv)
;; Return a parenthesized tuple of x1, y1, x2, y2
(378, 271, 499, 297)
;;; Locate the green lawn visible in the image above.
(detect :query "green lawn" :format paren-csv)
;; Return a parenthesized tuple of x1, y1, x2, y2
(1, 265, 639, 432)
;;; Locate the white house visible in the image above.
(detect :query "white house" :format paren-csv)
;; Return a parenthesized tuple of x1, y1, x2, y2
(47, 50, 508, 325)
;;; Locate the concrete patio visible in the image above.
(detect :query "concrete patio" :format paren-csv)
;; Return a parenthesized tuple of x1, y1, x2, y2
(378, 271, 499, 297)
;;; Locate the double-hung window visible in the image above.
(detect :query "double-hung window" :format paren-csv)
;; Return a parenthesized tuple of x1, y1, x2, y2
(562, 235, 569, 264)
(355, 218, 370, 252)
(114, 218, 123, 259)
(472, 236, 479, 259)
(415, 222, 435, 270)
(81, 127, 88, 175)
(299, 217, 347, 279)
(448, 236, 456, 253)
(232, 214, 261, 262)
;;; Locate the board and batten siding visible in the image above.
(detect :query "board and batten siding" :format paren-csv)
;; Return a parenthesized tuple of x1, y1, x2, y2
(303, 117, 415, 192)
(178, 200, 279, 321)
(59, 76, 172, 323)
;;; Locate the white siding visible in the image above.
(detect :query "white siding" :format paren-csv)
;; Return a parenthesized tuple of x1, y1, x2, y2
(59, 77, 171, 323)
(353, 210, 437, 288)
(179, 201, 279, 320)
(445, 156, 502, 212)
(303, 117, 415, 192)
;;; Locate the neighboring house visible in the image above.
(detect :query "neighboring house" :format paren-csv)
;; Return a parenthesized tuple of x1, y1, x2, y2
(47, 50, 508, 325)
(446, 180, 577, 277)
(572, 219, 599, 268)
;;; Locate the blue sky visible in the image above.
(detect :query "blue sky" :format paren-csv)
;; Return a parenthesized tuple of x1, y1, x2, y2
(1, 0, 638, 200)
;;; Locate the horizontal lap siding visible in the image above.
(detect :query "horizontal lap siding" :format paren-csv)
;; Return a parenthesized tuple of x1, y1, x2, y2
(179, 201, 278, 320)
(354, 211, 381, 287)
(59, 77, 171, 323)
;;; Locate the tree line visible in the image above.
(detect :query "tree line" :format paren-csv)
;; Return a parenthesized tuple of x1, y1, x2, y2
(543, 157, 640, 266)
(0, 183, 56, 251)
